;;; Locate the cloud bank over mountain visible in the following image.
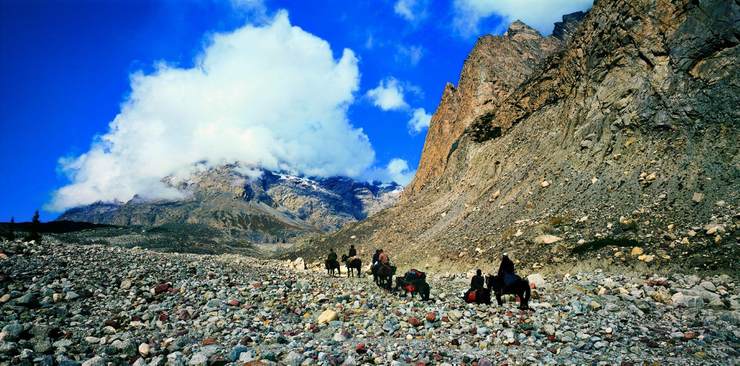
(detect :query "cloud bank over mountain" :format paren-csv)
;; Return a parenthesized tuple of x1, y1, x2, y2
(49, 12, 413, 211)
(453, 0, 593, 36)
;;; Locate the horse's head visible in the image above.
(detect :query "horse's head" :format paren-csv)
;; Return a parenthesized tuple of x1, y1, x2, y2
(487, 275, 502, 291)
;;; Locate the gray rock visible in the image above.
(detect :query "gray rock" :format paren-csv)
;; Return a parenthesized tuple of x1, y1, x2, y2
(1, 322, 23, 341)
(283, 351, 303, 366)
(16, 292, 38, 307)
(33, 337, 52, 353)
(167, 352, 185, 366)
(700, 281, 717, 292)
(187, 352, 207, 366)
(672, 292, 703, 308)
(81, 356, 106, 366)
(229, 345, 249, 361)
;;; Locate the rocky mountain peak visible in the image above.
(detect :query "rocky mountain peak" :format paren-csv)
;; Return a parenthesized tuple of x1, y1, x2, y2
(404, 17, 568, 197)
(552, 11, 587, 41)
(505, 20, 543, 41)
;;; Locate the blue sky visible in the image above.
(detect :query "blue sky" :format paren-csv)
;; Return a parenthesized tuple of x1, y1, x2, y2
(0, 0, 592, 221)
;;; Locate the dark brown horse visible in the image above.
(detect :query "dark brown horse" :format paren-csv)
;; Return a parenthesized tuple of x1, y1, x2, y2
(372, 263, 396, 290)
(325, 259, 340, 277)
(486, 274, 531, 310)
(341, 255, 362, 277)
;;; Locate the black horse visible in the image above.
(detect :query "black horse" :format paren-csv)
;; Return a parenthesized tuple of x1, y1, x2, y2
(486, 274, 531, 310)
(341, 255, 362, 277)
(395, 277, 431, 301)
(325, 258, 340, 277)
(372, 263, 396, 289)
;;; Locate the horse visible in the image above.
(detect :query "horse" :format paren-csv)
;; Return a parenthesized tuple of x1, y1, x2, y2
(395, 277, 431, 301)
(341, 255, 362, 277)
(373, 263, 396, 290)
(486, 274, 531, 310)
(325, 258, 340, 277)
(371, 264, 379, 284)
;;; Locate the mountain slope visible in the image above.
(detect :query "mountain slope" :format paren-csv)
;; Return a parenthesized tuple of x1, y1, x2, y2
(289, 0, 739, 273)
(58, 165, 402, 243)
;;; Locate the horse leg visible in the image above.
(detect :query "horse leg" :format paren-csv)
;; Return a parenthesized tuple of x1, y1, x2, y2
(495, 292, 503, 306)
(522, 285, 531, 310)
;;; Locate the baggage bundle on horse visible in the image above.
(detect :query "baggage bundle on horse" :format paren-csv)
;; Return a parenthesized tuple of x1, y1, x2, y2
(463, 287, 491, 304)
(395, 269, 431, 301)
(404, 269, 426, 282)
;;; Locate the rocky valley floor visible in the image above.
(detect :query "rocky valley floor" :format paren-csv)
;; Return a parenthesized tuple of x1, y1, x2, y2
(0, 240, 738, 365)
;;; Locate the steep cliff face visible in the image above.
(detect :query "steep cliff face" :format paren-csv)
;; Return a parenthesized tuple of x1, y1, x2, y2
(59, 165, 402, 243)
(292, 0, 739, 273)
(406, 20, 568, 196)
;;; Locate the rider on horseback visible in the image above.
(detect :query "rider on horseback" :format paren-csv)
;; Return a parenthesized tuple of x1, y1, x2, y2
(328, 248, 338, 263)
(497, 253, 517, 287)
(379, 250, 389, 265)
(348, 244, 357, 259)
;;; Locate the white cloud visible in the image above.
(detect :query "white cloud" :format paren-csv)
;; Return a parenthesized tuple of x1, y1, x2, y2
(408, 107, 432, 133)
(394, 0, 429, 22)
(48, 11, 380, 211)
(385, 158, 415, 186)
(453, 0, 593, 36)
(366, 77, 409, 111)
(396, 44, 424, 66)
(368, 158, 416, 186)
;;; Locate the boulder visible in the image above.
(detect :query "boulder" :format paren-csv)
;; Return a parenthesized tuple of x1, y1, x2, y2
(317, 309, 338, 324)
(534, 235, 562, 244)
(527, 273, 546, 289)
(671, 292, 703, 308)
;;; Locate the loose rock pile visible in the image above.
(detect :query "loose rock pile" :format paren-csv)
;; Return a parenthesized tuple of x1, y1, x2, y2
(1, 239, 738, 365)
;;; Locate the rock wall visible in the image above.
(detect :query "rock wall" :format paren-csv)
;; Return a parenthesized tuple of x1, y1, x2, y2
(294, 0, 739, 274)
(406, 20, 569, 196)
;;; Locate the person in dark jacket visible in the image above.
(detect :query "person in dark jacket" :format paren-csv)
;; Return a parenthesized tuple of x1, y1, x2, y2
(348, 245, 357, 258)
(497, 253, 515, 276)
(470, 269, 485, 290)
(327, 249, 338, 262)
(497, 253, 517, 287)
(372, 249, 380, 266)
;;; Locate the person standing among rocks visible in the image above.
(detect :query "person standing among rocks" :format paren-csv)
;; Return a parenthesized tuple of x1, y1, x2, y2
(470, 269, 485, 290)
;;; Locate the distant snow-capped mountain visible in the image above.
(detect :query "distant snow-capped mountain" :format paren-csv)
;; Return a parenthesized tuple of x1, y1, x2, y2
(57, 164, 402, 243)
